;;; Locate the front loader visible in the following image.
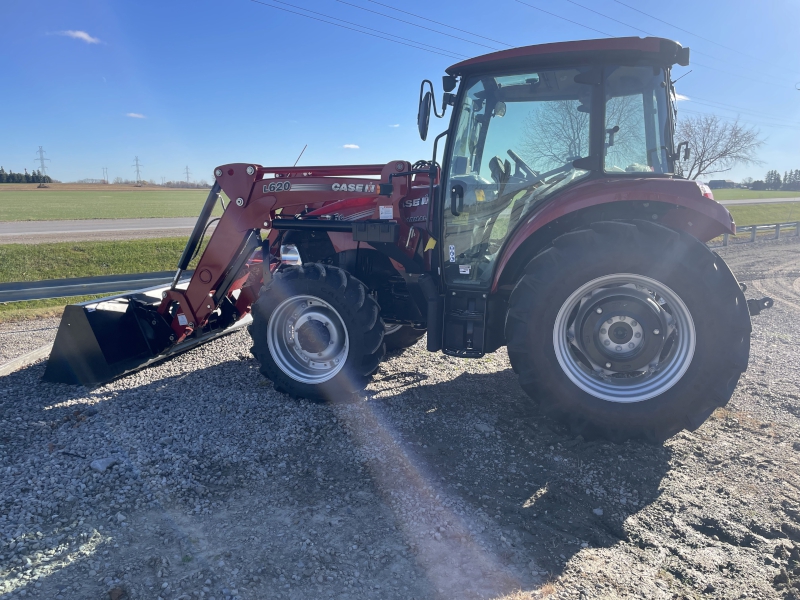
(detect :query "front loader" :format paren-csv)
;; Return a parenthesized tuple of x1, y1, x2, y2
(45, 36, 761, 441)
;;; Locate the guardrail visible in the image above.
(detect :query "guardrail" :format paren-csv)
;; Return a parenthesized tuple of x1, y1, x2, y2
(715, 221, 800, 247)
(0, 271, 192, 303)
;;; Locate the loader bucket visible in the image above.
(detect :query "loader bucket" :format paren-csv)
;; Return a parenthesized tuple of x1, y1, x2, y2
(42, 282, 251, 386)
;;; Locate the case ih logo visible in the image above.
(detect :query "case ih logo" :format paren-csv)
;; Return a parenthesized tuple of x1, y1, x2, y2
(332, 183, 377, 193)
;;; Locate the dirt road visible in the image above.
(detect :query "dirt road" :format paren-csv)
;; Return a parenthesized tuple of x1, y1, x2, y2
(1, 237, 799, 599)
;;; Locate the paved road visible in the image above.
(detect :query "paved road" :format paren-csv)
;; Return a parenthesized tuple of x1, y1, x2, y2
(0, 197, 796, 244)
(0, 217, 213, 244)
(719, 196, 799, 205)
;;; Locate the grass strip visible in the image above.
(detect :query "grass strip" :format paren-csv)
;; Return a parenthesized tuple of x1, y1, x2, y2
(0, 188, 216, 221)
(0, 237, 206, 322)
(726, 202, 800, 226)
(713, 189, 799, 201)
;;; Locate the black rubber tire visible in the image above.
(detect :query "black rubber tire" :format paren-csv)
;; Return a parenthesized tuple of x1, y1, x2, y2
(249, 264, 385, 401)
(384, 326, 427, 352)
(505, 220, 751, 443)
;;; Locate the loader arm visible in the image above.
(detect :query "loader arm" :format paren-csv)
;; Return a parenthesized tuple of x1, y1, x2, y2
(157, 161, 423, 344)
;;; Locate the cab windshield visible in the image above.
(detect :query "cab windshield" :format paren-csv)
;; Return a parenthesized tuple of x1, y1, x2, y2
(442, 65, 672, 287)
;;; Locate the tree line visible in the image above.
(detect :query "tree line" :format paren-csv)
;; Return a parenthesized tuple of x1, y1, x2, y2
(748, 169, 800, 191)
(0, 167, 53, 184)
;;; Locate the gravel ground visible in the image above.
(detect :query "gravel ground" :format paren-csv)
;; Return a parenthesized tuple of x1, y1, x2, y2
(0, 318, 59, 363)
(1, 237, 799, 600)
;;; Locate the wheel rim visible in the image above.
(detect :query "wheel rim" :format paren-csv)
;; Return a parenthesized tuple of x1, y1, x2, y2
(267, 295, 349, 384)
(552, 273, 696, 403)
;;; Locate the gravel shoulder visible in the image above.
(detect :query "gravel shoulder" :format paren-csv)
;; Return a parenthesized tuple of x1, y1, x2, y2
(1, 238, 799, 600)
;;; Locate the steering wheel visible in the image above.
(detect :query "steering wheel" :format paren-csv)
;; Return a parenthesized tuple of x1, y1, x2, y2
(507, 149, 538, 179)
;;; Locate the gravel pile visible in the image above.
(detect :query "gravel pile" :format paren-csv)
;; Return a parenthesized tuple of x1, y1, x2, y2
(0, 237, 799, 599)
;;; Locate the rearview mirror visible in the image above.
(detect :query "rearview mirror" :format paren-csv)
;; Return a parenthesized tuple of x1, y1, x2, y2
(418, 90, 432, 141)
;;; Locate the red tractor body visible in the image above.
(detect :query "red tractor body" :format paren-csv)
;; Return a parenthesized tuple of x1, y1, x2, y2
(45, 37, 755, 442)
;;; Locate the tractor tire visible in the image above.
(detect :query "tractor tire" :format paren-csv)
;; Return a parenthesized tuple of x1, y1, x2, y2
(250, 263, 385, 401)
(505, 220, 751, 443)
(384, 325, 426, 352)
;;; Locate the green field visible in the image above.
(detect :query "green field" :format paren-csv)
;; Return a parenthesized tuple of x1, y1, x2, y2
(0, 187, 212, 221)
(726, 202, 800, 226)
(712, 189, 799, 201)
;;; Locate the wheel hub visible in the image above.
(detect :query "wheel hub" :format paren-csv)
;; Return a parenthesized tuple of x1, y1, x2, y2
(554, 274, 696, 403)
(296, 319, 331, 354)
(266, 295, 349, 384)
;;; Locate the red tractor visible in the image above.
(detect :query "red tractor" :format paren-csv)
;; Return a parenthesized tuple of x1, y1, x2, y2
(46, 37, 754, 442)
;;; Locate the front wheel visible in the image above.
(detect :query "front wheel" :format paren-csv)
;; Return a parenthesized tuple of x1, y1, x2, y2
(505, 221, 751, 442)
(250, 264, 385, 400)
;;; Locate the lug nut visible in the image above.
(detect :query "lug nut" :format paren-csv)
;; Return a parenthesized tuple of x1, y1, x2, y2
(604, 340, 611, 346)
(653, 329, 660, 335)
(615, 345, 622, 351)
(600, 328, 606, 334)
(606, 318, 613, 324)
(596, 307, 603, 314)
(628, 342, 635, 348)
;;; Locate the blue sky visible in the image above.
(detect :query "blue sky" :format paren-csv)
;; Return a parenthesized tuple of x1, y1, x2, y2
(1, 0, 798, 183)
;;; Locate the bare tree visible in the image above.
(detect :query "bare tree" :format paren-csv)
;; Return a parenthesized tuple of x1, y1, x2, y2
(521, 96, 647, 172)
(675, 114, 764, 180)
(521, 100, 589, 171)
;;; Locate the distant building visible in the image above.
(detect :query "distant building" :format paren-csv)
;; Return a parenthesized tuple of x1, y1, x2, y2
(708, 180, 735, 189)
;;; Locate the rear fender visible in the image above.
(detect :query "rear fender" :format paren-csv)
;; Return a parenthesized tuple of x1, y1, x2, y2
(492, 177, 735, 291)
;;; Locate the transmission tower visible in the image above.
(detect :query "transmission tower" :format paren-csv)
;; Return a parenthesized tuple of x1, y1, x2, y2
(102, 167, 108, 184)
(35, 146, 50, 177)
(184, 166, 191, 185)
(161, 176, 166, 186)
(132, 157, 143, 184)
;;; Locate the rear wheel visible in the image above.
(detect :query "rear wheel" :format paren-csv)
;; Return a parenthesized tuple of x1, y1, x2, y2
(250, 264, 385, 400)
(383, 324, 426, 352)
(505, 220, 751, 442)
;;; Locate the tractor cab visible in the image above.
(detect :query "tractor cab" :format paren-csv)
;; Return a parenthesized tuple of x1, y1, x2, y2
(416, 37, 691, 356)
(420, 38, 687, 291)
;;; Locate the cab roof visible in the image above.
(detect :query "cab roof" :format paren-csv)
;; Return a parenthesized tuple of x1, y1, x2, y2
(446, 37, 689, 77)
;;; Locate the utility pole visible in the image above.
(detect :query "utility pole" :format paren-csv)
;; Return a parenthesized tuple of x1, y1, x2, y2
(184, 166, 191, 186)
(35, 146, 50, 177)
(132, 157, 143, 185)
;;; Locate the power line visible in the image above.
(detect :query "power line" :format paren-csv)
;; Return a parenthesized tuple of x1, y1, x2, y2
(514, 1, 794, 90)
(365, 0, 513, 48)
(685, 96, 800, 125)
(250, 0, 466, 59)
(35, 146, 50, 176)
(334, 0, 500, 51)
(613, 0, 800, 79)
(679, 108, 800, 131)
(514, 0, 613, 37)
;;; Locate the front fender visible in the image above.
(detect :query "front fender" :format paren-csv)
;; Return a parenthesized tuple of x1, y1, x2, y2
(492, 177, 735, 291)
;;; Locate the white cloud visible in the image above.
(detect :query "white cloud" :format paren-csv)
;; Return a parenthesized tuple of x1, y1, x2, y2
(674, 93, 690, 102)
(389, 124, 400, 128)
(343, 144, 359, 149)
(126, 113, 146, 119)
(55, 30, 101, 44)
